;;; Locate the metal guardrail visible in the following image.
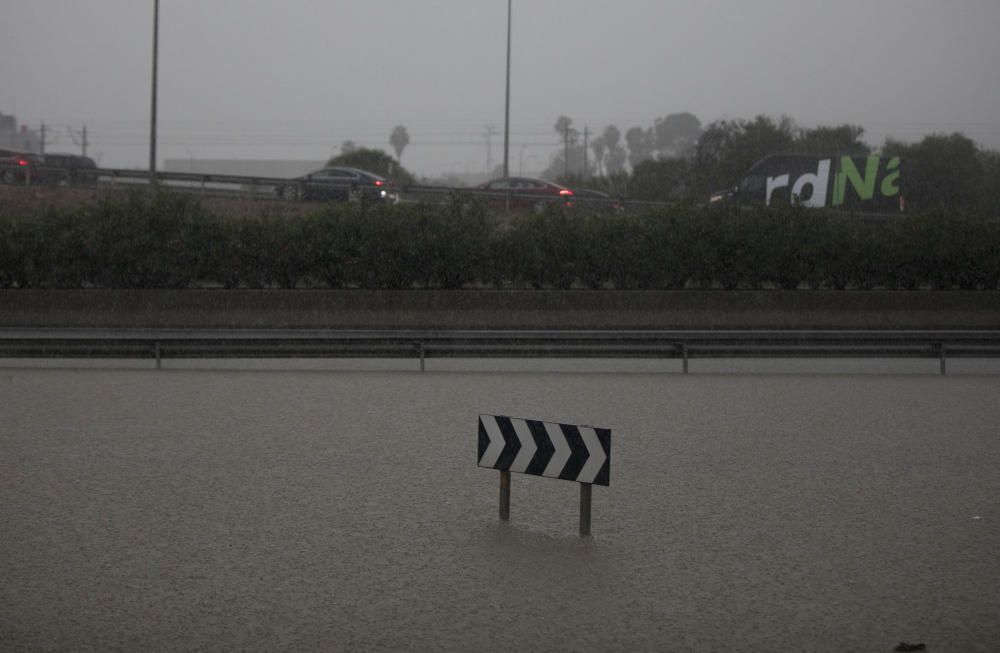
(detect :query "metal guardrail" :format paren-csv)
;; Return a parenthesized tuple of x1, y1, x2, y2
(2, 329, 998, 374)
(2, 165, 668, 212)
(396, 184, 667, 212)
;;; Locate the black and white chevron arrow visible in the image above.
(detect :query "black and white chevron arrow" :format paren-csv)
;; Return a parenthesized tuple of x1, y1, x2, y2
(478, 414, 611, 486)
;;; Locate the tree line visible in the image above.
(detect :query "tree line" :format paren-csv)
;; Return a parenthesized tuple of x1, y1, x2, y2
(319, 115, 999, 215)
(541, 113, 1000, 214)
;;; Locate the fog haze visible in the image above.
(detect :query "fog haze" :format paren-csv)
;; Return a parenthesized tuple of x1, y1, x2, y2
(2, 0, 999, 174)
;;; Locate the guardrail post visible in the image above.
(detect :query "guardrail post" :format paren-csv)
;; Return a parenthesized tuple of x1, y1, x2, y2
(681, 343, 689, 374)
(154, 341, 162, 370)
(939, 343, 947, 376)
(419, 342, 426, 372)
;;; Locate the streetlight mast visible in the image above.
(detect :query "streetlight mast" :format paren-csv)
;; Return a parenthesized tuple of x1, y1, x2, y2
(502, 0, 511, 178)
(150, 0, 159, 181)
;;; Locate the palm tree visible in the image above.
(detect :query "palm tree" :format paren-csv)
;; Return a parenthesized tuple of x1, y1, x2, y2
(389, 125, 410, 162)
(591, 135, 607, 177)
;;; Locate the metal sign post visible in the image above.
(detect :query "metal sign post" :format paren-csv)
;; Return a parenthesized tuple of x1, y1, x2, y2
(499, 470, 511, 521)
(579, 483, 592, 536)
(478, 414, 611, 536)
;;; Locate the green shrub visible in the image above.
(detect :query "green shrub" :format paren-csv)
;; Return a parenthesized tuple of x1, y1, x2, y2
(1, 188, 998, 291)
(505, 205, 586, 289)
(409, 197, 493, 289)
(75, 190, 209, 288)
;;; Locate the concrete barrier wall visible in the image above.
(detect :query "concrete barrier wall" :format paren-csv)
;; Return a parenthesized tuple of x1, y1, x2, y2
(2, 290, 999, 330)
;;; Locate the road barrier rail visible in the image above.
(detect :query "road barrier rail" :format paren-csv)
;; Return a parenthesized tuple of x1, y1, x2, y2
(3, 165, 666, 211)
(2, 329, 998, 373)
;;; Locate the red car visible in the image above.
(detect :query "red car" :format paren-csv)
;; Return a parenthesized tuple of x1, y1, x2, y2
(0, 150, 46, 185)
(477, 176, 574, 210)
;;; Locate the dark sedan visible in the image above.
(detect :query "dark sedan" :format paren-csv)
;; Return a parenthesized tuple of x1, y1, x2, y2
(43, 153, 99, 187)
(571, 188, 624, 212)
(276, 166, 396, 202)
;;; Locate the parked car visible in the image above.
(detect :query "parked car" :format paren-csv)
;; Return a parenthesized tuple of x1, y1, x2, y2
(0, 150, 46, 184)
(477, 176, 574, 210)
(276, 166, 396, 202)
(42, 153, 99, 187)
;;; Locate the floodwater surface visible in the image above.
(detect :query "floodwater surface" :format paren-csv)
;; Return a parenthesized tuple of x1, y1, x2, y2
(2, 367, 998, 651)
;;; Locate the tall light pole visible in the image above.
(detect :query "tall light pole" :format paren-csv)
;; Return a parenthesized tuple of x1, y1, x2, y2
(502, 0, 511, 178)
(150, 0, 159, 182)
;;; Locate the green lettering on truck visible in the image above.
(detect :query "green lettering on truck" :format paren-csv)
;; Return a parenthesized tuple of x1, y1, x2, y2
(881, 157, 901, 197)
(833, 156, 879, 205)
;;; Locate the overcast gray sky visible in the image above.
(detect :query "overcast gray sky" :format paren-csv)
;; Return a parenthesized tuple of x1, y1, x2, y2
(2, 0, 999, 175)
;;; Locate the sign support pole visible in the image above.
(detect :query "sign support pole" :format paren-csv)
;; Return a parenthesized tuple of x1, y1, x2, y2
(579, 483, 592, 536)
(499, 470, 511, 521)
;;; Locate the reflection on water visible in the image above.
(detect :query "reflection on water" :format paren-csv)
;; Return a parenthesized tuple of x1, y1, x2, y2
(2, 365, 998, 651)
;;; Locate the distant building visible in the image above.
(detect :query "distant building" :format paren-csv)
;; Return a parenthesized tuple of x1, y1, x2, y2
(0, 112, 41, 153)
(163, 159, 325, 179)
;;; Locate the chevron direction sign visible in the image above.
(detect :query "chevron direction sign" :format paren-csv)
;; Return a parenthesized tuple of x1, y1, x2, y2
(478, 414, 611, 486)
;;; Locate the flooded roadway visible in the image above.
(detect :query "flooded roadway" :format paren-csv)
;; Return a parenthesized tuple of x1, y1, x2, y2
(2, 364, 998, 651)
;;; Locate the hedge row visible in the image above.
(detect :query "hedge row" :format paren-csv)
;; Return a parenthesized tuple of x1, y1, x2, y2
(1, 190, 999, 290)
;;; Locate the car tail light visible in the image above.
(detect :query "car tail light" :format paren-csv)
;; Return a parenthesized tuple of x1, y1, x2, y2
(559, 189, 573, 196)
(17, 159, 29, 167)
(374, 180, 384, 187)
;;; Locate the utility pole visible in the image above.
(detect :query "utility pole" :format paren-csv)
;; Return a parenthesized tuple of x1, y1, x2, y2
(68, 125, 89, 157)
(149, 0, 159, 182)
(563, 123, 569, 179)
(38, 122, 58, 155)
(483, 124, 497, 177)
(583, 125, 589, 179)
